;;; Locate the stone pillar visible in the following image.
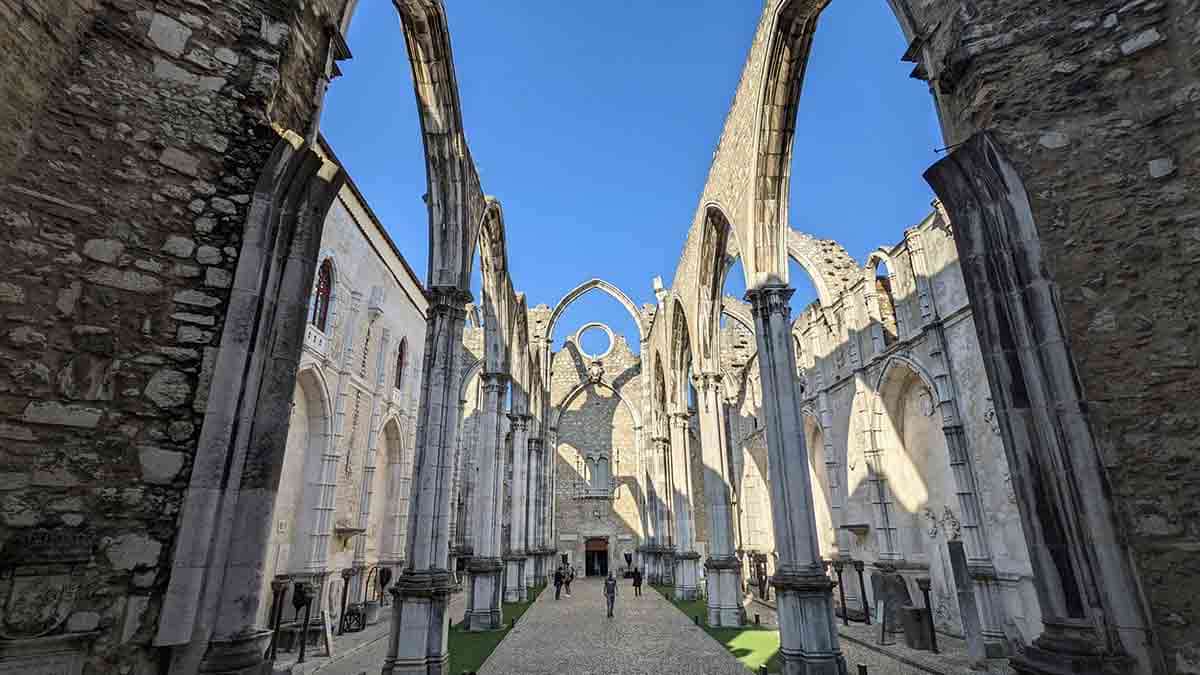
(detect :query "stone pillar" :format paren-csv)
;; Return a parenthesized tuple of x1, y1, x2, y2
(382, 287, 470, 675)
(315, 291, 363, 572)
(464, 373, 507, 631)
(352, 325, 391, 601)
(694, 372, 743, 627)
(927, 136, 1158, 675)
(647, 435, 670, 584)
(747, 285, 846, 675)
(669, 412, 701, 600)
(504, 414, 531, 602)
(524, 436, 542, 589)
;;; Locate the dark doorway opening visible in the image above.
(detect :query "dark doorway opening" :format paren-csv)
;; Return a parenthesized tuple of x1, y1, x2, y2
(585, 538, 609, 577)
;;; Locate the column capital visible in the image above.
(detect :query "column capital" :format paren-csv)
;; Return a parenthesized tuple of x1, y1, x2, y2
(669, 411, 691, 429)
(427, 285, 473, 311)
(693, 371, 724, 393)
(745, 285, 793, 319)
(508, 413, 531, 431)
(481, 372, 510, 393)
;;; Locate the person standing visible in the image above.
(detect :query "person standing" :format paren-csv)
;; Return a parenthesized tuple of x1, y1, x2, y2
(604, 572, 618, 618)
(554, 565, 564, 600)
(565, 564, 575, 597)
(632, 567, 643, 597)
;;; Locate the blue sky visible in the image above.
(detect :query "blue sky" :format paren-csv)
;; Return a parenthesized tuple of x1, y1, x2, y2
(322, 1, 942, 353)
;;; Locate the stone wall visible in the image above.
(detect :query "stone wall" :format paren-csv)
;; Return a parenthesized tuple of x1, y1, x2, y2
(550, 332, 645, 572)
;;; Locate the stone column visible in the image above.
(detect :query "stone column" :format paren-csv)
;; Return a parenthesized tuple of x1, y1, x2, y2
(524, 436, 542, 589)
(383, 287, 470, 675)
(314, 291, 363, 573)
(504, 413, 531, 602)
(646, 435, 670, 584)
(669, 412, 701, 600)
(747, 285, 846, 675)
(694, 372, 743, 627)
(352, 326, 391, 601)
(463, 373, 507, 630)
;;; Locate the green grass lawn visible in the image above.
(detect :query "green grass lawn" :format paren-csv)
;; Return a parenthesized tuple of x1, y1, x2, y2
(652, 584, 782, 673)
(448, 583, 544, 674)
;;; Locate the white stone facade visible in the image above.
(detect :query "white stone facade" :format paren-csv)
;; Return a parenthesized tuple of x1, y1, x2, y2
(257, 138, 426, 627)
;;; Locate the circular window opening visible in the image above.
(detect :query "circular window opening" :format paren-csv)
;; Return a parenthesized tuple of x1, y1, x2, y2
(576, 323, 614, 360)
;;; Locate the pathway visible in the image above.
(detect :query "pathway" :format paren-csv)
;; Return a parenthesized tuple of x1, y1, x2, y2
(480, 578, 748, 675)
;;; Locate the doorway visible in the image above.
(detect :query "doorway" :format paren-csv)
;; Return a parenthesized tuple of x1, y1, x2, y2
(585, 537, 609, 577)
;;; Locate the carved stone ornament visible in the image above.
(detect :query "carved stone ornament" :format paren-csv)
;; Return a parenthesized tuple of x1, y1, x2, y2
(0, 529, 92, 640)
(587, 360, 604, 384)
(917, 387, 935, 417)
(1, 573, 79, 639)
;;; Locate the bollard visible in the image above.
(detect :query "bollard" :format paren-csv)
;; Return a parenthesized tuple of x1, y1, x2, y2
(754, 613, 760, 625)
(694, 615, 700, 625)
(857, 664, 868, 675)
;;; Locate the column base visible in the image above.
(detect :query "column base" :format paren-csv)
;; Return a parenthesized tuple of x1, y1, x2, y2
(705, 556, 745, 627)
(1010, 622, 1133, 675)
(773, 568, 847, 675)
(198, 628, 273, 674)
(465, 558, 505, 631)
(382, 569, 453, 675)
(674, 552, 701, 601)
(504, 554, 527, 603)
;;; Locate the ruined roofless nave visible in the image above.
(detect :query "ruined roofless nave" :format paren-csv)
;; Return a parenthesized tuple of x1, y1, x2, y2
(0, 1, 1196, 675)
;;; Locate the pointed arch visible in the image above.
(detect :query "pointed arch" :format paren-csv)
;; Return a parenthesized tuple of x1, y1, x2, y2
(698, 204, 734, 370)
(546, 278, 646, 345)
(549, 378, 643, 431)
(310, 257, 335, 331)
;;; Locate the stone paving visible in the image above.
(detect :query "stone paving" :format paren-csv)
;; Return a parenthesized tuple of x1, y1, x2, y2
(480, 578, 748, 675)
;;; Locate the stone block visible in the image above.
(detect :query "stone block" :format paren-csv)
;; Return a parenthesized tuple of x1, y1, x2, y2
(0, 281, 26, 304)
(105, 534, 162, 571)
(88, 267, 163, 294)
(148, 13, 191, 57)
(162, 235, 196, 258)
(67, 611, 101, 632)
(83, 238, 124, 263)
(144, 369, 191, 408)
(139, 446, 185, 484)
(174, 289, 221, 307)
(195, 245, 221, 265)
(23, 401, 102, 428)
(159, 147, 200, 177)
(205, 267, 232, 288)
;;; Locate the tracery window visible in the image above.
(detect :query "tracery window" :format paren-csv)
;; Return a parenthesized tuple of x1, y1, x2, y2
(395, 338, 407, 390)
(310, 259, 333, 332)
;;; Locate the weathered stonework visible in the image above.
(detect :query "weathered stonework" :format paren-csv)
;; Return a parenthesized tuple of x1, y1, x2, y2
(0, 0, 1194, 673)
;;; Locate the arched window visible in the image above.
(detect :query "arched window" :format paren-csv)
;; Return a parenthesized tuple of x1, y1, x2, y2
(310, 259, 333, 332)
(394, 338, 407, 390)
(875, 260, 899, 347)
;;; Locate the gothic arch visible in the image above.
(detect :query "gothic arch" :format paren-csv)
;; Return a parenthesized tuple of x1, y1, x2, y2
(549, 378, 643, 431)
(669, 298, 695, 410)
(546, 278, 647, 344)
(720, 297, 755, 335)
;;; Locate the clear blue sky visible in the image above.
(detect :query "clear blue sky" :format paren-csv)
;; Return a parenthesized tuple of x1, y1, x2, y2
(322, 1, 942, 353)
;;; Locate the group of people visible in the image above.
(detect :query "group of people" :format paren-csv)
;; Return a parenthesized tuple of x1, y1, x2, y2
(552, 564, 645, 618)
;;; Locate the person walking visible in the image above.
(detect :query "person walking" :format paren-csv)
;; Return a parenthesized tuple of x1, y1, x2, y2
(604, 572, 618, 618)
(554, 565, 564, 600)
(632, 567, 643, 597)
(565, 564, 575, 597)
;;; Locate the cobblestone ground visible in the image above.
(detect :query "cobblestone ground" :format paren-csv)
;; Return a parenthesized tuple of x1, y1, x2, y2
(479, 578, 748, 675)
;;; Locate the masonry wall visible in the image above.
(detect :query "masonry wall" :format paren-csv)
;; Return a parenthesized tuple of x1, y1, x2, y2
(550, 335, 644, 572)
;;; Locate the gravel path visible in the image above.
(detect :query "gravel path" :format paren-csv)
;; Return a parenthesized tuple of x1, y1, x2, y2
(479, 578, 748, 675)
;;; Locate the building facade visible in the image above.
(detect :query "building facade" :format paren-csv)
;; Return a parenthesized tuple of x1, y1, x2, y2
(258, 139, 426, 632)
